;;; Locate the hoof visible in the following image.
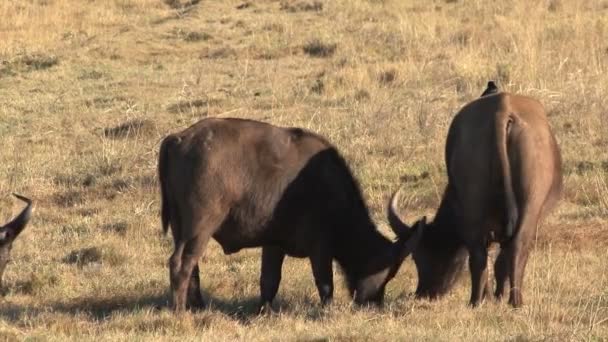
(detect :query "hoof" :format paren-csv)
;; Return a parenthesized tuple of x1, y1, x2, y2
(257, 302, 276, 316)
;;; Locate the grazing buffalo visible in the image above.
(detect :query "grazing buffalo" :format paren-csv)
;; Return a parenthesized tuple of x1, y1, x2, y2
(389, 92, 562, 307)
(158, 118, 423, 312)
(480, 81, 499, 97)
(0, 194, 33, 292)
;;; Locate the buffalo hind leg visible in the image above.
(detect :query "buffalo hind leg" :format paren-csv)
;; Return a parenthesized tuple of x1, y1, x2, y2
(169, 242, 185, 311)
(508, 225, 533, 308)
(169, 243, 205, 311)
(258, 246, 286, 314)
(310, 243, 334, 306)
(468, 244, 488, 307)
(173, 233, 211, 312)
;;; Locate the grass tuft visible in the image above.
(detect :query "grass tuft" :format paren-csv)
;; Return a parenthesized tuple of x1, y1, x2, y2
(16, 271, 60, 296)
(378, 69, 398, 85)
(281, 1, 323, 12)
(303, 39, 337, 57)
(63, 246, 125, 267)
(18, 53, 59, 70)
(53, 190, 85, 208)
(101, 221, 129, 236)
(102, 119, 155, 139)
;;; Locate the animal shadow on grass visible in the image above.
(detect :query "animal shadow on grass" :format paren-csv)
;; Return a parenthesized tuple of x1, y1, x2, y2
(0, 293, 168, 323)
(207, 295, 331, 321)
(0, 290, 306, 324)
(193, 289, 311, 322)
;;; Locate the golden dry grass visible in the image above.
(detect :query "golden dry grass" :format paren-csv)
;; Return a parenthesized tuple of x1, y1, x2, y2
(0, 0, 607, 340)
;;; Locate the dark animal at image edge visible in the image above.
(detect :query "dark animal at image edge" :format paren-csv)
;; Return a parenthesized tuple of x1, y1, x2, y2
(389, 92, 562, 308)
(0, 194, 33, 292)
(158, 118, 424, 313)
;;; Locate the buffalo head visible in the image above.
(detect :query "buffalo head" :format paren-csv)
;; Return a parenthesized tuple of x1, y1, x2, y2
(387, 188, 467, 299)
(0, 194, 33, 292)
(350, 197, 425, 306)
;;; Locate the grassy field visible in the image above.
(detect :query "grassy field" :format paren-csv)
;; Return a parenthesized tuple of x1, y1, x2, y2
(0, 0, 607, 340)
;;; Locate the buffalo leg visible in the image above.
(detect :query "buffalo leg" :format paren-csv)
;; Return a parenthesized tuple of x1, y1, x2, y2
(508, 222, 533, 308)
(173, 233, 211, 312)
(494, 247, 510, 300)
(310, 244, 334, 306)
(468, 245, 488, 307)
(187, 264, 206, 310)
(169, 242, 185, 311)
(258, 246, 285, 314)
(169, 239, 205, 310)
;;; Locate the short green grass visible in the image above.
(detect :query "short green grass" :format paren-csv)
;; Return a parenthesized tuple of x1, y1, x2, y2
(1, 0, 607, 340)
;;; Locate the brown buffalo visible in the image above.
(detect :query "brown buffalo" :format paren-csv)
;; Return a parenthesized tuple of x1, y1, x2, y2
(389, 92, 562, 307)
(158, 118, 423, 312)
(0, 194, 33, 293)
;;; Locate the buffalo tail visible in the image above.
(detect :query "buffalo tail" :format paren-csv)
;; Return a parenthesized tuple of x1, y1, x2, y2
(158, 135, 178, 235)
(496, 112, 519, 238)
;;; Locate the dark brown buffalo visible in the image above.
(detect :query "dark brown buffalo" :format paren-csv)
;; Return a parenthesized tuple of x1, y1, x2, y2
(0, 194, 33, 292)
(389, 92, 562, 307)
(158, 118, 423, 312)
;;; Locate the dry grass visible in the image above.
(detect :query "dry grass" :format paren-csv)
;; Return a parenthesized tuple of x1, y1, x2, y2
(0, 0, 607, 340)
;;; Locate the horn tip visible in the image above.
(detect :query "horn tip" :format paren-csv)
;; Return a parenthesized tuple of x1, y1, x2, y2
(12, 193, 32, 205)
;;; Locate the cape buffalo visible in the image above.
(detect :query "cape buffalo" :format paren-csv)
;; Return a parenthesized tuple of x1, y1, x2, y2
(158, 118, 423, 312)
(389, 92, 562, 307)
(480, 81, 499, 97)
(0, 194, 33, 292)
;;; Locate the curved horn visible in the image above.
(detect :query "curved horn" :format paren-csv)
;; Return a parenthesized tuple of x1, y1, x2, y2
(3, 194, 33, 238)
(387, 187, 410, 237)
(387, 216, 426, 281)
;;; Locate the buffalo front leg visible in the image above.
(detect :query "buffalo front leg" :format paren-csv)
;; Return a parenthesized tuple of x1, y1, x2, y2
(468, 245, 488, 307)
(309, 244, 334, 306)
(258, 246, 286, 314)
